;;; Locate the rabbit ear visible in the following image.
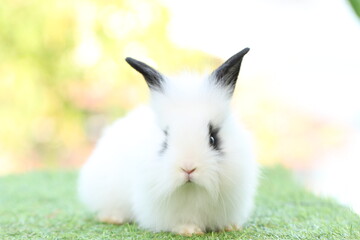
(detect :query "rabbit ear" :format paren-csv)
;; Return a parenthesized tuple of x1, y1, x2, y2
(126, 57, 164, 91)
(211, 48, 250, 96)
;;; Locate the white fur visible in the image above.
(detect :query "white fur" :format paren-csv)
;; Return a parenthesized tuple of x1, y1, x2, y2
(78, 72, 258, 234)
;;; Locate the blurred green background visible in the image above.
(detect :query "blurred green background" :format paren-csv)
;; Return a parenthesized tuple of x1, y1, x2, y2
(349, 0, 360, 17)
(0, 0, 222, 173)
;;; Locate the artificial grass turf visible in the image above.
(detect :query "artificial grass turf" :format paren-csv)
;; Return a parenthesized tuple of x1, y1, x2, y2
(0, 168, 359, 240)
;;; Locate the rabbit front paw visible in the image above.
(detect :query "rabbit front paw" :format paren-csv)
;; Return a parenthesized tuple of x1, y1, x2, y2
(172, 224, 204, 236)
(98, 212, 125, 225)
(224, 224, 242, 232)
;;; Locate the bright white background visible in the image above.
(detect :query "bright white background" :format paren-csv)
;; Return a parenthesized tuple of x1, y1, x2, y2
(161, 0, 360, 213)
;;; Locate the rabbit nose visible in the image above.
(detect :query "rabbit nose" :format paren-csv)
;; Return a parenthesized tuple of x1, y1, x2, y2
(181, 167, 197, 175)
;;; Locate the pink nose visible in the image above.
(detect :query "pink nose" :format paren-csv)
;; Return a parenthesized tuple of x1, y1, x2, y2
(181, 168, 197, 175)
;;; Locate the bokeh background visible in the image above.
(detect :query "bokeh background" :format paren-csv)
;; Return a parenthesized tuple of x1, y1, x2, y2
(1, 0, 359, 212)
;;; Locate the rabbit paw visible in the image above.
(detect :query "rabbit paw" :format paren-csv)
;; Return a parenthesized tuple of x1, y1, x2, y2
(224, 224, 242, 232)
(172, 224, 204, 236)
(98, 213, 125, 225)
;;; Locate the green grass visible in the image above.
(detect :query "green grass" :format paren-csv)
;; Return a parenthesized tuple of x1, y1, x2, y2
(0, 167, 359, 240)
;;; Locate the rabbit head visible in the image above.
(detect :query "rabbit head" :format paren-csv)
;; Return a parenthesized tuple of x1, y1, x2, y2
(125, 48, 250, 200)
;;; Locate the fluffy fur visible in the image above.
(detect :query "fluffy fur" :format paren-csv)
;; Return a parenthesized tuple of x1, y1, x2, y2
(78, 50, 258, 235)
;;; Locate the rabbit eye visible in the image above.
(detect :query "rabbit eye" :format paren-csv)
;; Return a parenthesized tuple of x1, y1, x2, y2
(209, 135, 216, 146)
(209, 124, 220, 151)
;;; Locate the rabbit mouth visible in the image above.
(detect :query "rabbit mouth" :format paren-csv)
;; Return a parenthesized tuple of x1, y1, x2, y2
(184, 176, 199, 186)
(181, 180, 196, 189)
(185, 174, 195, 183)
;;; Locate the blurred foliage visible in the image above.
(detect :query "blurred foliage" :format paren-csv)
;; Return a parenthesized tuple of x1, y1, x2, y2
(0, 0, 220, 173)
(236, 78, 346, 169)
(349, 0, 360, 18)
(0, 0, 348, 175)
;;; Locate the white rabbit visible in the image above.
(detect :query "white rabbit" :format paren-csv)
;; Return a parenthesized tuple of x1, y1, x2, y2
(78, 48, 258, 236)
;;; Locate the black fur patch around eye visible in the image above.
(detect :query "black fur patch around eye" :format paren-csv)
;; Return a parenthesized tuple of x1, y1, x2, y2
(159, 129, 168, 154)
(159, 140, 167, 154)
(209, 123, 221, 151)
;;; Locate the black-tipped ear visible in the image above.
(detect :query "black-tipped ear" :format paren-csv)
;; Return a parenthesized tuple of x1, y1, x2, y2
(125, 57, 164, 91)
(211, 48, 250, 95)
